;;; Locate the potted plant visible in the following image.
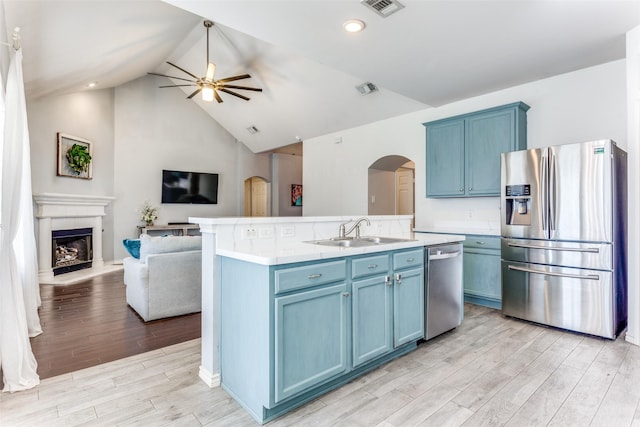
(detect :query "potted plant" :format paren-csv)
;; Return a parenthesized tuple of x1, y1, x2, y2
(139, 201, 158, 226)
(66, 143, 92, 175)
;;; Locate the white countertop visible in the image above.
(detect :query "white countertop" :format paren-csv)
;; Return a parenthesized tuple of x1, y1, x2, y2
(216, 233, 465, 265)
(414, 226, 500, 237)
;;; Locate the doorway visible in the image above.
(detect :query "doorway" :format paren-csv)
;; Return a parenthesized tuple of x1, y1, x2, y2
(368, 156, 415, 223)
(244, 176, 271, 217)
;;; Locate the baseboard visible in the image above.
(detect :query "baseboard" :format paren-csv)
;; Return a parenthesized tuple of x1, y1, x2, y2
(199, 365, 220, 388)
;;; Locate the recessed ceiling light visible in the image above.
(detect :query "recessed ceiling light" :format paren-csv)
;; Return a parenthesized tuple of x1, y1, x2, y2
(87, 81, 97, 88)
(343, 19, 365, 33)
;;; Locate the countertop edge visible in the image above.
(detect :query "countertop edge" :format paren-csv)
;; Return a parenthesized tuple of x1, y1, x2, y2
(216, 233, 465, 266)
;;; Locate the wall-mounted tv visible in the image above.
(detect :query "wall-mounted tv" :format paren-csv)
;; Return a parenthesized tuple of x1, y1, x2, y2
(161, 169, 219, 204)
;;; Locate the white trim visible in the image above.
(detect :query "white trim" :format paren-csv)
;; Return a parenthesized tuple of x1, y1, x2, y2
(198, 365, 220, 388)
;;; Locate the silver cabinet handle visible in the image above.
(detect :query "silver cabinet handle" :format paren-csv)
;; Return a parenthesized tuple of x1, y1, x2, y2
(385, 275, 392, 286)
(459, 188, 464, 192)
(476, 241, 486, 245)
(430, 251, 461, 260)
(508, 265, 599, 281)
(342, 292, 350, 297)
(406, 258, 415, 263)
(367, 264, 378, 269)
(307, 273, 323, 280)
(468, 187, 472, 190)
(395, 273, 402, 285)
(507, 243, 599, 253)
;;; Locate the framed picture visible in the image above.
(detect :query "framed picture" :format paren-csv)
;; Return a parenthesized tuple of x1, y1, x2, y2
(57, 133, 93, 179)
(291, 184, 302, 206)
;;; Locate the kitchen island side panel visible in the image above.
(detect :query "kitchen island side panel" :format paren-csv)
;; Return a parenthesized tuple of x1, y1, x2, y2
(220, 256, 272, 419)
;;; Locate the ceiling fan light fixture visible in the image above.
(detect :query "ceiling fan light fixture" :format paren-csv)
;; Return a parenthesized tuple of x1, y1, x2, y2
(202, 85, 215, 102)
(343, 19, 366, 33)
(147, 19, 262, 104)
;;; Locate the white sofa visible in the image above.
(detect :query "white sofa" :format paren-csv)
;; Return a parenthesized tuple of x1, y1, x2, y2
(123, 234, 202, 322)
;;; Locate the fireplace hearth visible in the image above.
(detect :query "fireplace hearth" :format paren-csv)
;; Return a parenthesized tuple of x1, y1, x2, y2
(52, 228, 93, 275)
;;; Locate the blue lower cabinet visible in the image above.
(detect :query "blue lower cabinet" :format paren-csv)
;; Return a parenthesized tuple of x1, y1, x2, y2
(463, 235, 502, 309)
(274, 283, 349, 402)
(352, 275, 392, 367)
(219, 249, 425, 424)
(393, 266, 425, 346)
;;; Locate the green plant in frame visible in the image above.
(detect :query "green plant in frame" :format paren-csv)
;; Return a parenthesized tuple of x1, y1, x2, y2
(66, 143, 92, 174)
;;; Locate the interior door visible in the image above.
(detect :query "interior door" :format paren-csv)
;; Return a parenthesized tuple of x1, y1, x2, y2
(500, 148, 548, 240)
(396, 168, 414, 228)
(549, 141, 612, 242)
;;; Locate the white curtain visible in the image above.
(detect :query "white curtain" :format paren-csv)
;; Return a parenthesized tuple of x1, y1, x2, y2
(0, 47, 41, 392)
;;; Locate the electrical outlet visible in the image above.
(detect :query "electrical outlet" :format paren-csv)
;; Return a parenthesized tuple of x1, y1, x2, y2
(259, 227, 274, 239)
(281, 226, 295, 237)
(242, 227, 258, 239)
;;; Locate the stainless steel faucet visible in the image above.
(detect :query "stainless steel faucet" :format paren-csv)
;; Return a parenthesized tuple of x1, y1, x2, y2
(339, 217, 371, 238)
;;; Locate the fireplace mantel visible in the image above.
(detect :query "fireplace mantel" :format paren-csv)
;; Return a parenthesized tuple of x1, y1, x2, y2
(33, 193, 117, 285)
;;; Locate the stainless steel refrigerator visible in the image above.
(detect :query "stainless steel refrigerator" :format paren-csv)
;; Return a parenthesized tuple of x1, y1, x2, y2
(500, 139, 627, 339)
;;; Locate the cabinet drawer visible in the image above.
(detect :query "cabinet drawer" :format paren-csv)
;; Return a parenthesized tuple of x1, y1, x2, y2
(352, 254, 390, 279)
(393, 248, 424, 270)
(275, 260, 346, 294)
(463, 236, 500, 251)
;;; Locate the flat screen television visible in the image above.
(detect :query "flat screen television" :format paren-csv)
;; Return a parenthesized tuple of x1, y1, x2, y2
(161, 169, 219, 204)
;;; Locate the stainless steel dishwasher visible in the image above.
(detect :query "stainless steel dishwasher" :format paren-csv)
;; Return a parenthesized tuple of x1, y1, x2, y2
(425, 243, 463, 340)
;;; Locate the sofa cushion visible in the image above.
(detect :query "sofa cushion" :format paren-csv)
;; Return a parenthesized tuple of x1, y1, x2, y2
(139, 234, 202, 262)
(122, 239, 141, 259)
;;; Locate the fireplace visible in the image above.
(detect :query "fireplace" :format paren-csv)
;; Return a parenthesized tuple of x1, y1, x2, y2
(52, 228, 93, 275)
(33, 193, 116, 285)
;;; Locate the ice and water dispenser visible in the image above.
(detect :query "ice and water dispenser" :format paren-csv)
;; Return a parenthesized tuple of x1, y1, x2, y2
(505, 184, 531, 225)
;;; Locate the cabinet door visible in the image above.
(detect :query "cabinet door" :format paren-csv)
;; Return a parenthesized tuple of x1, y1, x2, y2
(352, 275, 392, 367)
(426, 119, 465, 197)
(463, 249, 501, 306)
(393, 267, 425, 347)
(466, 108, 515, 196)
(274, 283, 348, 403)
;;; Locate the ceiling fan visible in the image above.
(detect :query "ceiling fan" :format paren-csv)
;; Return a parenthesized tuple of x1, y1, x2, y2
(149, 20, 262, 103)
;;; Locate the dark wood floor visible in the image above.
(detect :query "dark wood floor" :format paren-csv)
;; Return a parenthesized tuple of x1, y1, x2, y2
(28, 270, 201, 380)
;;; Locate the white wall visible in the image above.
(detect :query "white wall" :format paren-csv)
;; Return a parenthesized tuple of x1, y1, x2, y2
(112, 75, 271, 260)
(272, 153, 303, 216)
(27, 89, 116, 263)
(303, 60, 628, 232)
(626, 27, 640, 345)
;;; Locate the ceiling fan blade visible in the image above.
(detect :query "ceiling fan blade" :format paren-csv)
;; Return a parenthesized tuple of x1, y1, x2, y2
(187, 88, 202, 99)
(148, 72, 196, 83)
(159, 84, 198, 88)
(166, 61, 200, 80)
(218, 88, 250, 101)
(205, 63, 216, 81)
(216, 74, 251, 84)
(213, 89, 223, 103)
(219, 84, 263, 92)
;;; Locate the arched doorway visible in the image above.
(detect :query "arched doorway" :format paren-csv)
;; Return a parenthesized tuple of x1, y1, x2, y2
(244, 176, 271, 217)
(368, 155, 415, 224)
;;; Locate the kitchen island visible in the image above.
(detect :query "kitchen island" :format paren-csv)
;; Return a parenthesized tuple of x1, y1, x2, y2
(189, 215, 463, 424)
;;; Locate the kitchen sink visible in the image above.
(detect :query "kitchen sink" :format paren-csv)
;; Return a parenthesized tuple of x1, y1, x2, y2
(306, 236, 416, 248)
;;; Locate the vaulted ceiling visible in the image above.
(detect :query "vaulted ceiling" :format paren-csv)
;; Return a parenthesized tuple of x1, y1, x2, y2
(3, 0, 639, 153)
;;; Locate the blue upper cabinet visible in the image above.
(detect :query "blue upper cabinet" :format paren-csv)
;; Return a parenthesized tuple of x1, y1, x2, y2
(424, 102, 529, 198)
(425, 120, 465, 196)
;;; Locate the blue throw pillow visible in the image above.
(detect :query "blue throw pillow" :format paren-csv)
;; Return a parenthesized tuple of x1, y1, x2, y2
(123, 239, 141, 259)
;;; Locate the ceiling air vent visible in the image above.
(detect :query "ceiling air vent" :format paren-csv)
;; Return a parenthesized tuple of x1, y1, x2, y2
(361, 0, 405, 18)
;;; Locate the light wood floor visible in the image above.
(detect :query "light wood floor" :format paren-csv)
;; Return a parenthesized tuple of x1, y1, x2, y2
(2, 303, 639, 426)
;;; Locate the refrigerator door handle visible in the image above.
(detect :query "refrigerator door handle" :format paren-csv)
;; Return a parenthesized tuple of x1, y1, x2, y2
(540, 150, 549, 231)
(507, 242, 600, 253)
(508, 265, 600, 281)
(549, 152, 557, 232)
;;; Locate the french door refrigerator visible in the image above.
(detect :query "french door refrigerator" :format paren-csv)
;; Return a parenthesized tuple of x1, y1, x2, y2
(500, 139, 627, 339)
